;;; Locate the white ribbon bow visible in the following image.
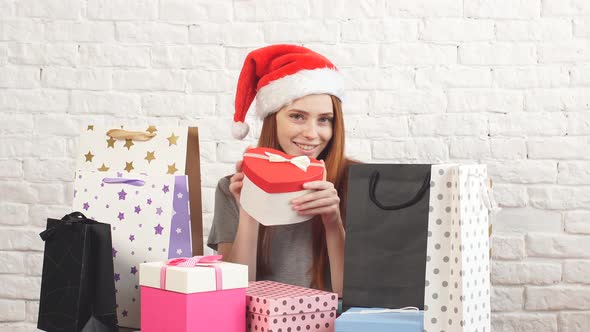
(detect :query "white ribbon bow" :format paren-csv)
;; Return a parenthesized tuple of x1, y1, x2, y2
(265, 152, 311, 172)
(343, 307, 420, 315)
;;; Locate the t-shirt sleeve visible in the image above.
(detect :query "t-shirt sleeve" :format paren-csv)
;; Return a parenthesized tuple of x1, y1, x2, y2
(207, 176, 240, 251)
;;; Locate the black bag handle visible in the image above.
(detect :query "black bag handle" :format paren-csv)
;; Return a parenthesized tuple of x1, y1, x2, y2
(369, 170, 431, 210)
(40, 212, 97, 241)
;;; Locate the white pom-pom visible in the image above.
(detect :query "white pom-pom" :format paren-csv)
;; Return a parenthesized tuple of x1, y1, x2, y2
(232, 121, 250, 140)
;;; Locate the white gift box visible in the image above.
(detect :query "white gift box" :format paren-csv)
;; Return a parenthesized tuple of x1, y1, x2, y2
(140, 258, 248, 293)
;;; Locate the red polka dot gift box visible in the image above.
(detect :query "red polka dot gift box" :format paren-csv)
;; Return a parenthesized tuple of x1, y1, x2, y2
(246, 280, 338, 332)
(240, 147, 325, 226)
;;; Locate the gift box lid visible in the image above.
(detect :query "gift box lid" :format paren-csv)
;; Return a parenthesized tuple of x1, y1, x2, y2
(242, 147, 324, 193)
(139, 257, 248, 294)
(335, 307, 424, 332)
(246, 280, 338, 316)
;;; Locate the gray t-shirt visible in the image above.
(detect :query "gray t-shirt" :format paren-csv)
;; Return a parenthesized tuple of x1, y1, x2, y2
(207, 176, 314, 288)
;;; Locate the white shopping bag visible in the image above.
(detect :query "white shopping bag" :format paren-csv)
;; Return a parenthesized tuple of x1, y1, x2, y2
(73, 171, 192, 329)
(75, 125, 204, 257)
(425, 165, 493, 332)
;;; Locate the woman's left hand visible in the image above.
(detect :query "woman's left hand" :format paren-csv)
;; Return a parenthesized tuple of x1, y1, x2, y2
(291, 162, 341, 225)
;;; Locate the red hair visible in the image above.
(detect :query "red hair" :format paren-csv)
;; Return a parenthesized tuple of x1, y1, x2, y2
(256, 95, 352, 290)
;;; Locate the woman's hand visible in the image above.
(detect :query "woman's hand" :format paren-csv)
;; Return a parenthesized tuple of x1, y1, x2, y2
(229, 159, 245, 203)
(291, 161, 342, 226)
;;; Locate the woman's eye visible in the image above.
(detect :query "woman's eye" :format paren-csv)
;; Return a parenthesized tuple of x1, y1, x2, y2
(290, 114, 304, 120)
(319, 117, 333, 123)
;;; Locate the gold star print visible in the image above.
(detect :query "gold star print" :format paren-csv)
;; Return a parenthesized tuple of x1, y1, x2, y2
(87, 125, 94, 131)
(124, 139, 134, 150)
(167, 163, 178, 174)
(124, 161, 134, 173)
(97, 163, 110, 172)
(167, 133, 179, 146)
(106, 137, 116, 148)
(146, 125, 157, 134)
(84, 151, 94, 162)
(145, 151, 156, 163)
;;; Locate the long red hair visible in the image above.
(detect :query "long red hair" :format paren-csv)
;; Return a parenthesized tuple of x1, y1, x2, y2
(256, 95, 352, 290)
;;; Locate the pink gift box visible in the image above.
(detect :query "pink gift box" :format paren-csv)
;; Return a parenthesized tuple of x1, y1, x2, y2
(247, 281, 338, 332)
(140, 256, 248, 332)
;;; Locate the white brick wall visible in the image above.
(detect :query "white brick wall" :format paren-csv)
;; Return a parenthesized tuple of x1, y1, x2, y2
(0, 0, 588, 330)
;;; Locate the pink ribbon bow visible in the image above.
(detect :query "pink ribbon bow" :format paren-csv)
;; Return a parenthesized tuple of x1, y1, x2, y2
(159, 255, 223, 290)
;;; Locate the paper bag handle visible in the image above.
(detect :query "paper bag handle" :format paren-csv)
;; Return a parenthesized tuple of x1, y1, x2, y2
(369, 170, 431, 211)
(102, 177, 146, 186)
(106, 129, 156, 141)
(40, 212, 97, 241)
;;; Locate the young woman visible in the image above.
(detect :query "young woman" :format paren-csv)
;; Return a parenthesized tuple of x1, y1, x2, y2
(207, 44, 354, 296)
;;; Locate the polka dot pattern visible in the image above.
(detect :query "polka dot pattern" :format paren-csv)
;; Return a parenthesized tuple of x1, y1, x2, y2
(424, 165, 491, 332)
(246, 281, 338, 332)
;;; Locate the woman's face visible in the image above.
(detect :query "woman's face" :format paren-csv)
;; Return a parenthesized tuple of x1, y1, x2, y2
(275, 94, 334, 159)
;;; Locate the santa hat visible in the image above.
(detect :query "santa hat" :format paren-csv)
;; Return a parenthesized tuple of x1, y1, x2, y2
(232, 44, 345, 140)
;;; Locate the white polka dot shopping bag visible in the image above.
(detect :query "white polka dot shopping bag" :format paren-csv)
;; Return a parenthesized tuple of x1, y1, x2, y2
(424, 165, 492, 332)
(342, 164, 495, 332)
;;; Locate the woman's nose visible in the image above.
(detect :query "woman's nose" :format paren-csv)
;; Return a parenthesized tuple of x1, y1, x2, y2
(301, 122, 319, 139)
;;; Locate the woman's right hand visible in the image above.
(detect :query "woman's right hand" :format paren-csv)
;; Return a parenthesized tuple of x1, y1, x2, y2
(229, 159, 244, 203)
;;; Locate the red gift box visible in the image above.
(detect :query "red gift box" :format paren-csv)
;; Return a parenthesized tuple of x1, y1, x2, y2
(240, 147, 324, 226)
(246, 280, 338, 332)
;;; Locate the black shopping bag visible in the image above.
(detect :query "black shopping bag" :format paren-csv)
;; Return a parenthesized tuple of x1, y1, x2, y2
(38, 212, 119, 332)
(342, 164, 431, 310)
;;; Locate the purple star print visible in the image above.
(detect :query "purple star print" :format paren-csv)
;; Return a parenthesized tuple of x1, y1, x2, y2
(118, 189, 127, 200)
(114, 273, 120, 282)
(156, 207, 163, 215)
(122, 310, 128, 317)
(117, 172, 123, 178)
(112, 248, 117, 258)
(162, 185, 169, 193)
(129, 234, 135, 242)
(147, 198, 152, 205)
(82, 202, 90, 210)
(117, 212, 125, 221)
(134, 205, 141, 214)
(154, 224, 164, 235)
(130, 266, 137, 275)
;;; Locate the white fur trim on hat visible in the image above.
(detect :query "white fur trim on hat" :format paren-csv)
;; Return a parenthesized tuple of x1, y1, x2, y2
(232, 121, 250, 140)
(255, 68, 345, 118)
